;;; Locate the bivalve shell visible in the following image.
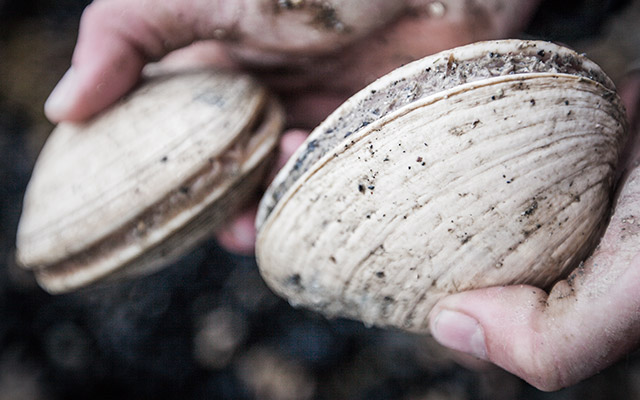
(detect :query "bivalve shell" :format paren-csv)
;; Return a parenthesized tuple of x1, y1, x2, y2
(17, 69, 284, 293)
(255, 40, 628, 332)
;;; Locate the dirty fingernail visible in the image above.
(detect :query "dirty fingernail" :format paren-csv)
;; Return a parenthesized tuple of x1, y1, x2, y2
(45, 67, 78, 122)
(431, 309, 488, 360)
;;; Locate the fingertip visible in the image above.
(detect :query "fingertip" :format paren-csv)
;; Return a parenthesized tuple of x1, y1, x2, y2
(44, 68, 78, 123)
(44, 39, 144, 123)
(215, 208, 258, 255)
(47, 0, 169, 123)
(280, 130, 308, 157)
(271, 129, 309, 176)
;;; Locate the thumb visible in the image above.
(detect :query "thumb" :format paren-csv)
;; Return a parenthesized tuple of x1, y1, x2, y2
(429, 69, 640, 392)
(44, 0, 405, 123)
(429, 264, 640, 391)
(44, 0, 238, 122)
(429, 152, 640, 391)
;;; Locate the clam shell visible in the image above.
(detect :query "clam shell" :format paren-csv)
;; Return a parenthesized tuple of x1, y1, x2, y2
(255, 40, 627, 332)
(17, 69, 284, 293)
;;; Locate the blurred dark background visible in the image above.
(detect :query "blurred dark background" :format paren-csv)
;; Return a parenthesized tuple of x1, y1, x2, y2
(1, 0, 640, 399)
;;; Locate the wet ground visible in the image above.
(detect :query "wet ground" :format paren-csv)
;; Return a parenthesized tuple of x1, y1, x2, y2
(1, 0, 640, 399)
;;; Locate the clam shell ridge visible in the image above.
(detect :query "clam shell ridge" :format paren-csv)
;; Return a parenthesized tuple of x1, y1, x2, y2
(255, 40, 627, 333)
(17, 69, 284, 293)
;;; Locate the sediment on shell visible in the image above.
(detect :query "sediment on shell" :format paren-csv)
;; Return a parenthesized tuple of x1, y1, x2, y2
(256, 45, 627, 332)
(257, 40, 617, 228)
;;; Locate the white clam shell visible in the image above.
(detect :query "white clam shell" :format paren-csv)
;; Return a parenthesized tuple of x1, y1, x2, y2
(255, 40, 627, 332)
(17, 70, 284, 293)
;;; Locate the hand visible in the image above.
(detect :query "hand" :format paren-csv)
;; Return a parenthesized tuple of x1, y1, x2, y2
(46, 0, 540, 253)
(428, 72, 640, 391)
(44, 0, 540, 126)
(45, 0, 640, 389)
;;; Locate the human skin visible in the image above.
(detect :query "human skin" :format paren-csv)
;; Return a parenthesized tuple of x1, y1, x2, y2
(44, 0, 542, 126)
(44, 0, 542, 250)
(428, 72, 640, 391)
(44, 0, 640, 391)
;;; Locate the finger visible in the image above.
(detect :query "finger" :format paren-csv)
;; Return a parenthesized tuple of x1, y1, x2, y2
(428, 74, 640, 391)
(430, 200, 640, 392)
(215, 206, 259, 255)
(153, 40, 236, 71)
(429, 250, 640, 391)
(45, 0, 405, 123)
(618, 72, 640, 172)
(258, 0, 542, 102)
(267, 129, 309, 184)
(276, 129, 309, 166)
(446, 347, 496, 372)
(44, 0, 235, 122)
(216, 129, 308, 254)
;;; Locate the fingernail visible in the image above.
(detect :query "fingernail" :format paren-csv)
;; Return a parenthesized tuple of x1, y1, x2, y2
(431, 309, 488, 360)
(44, 67, 77, 122)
